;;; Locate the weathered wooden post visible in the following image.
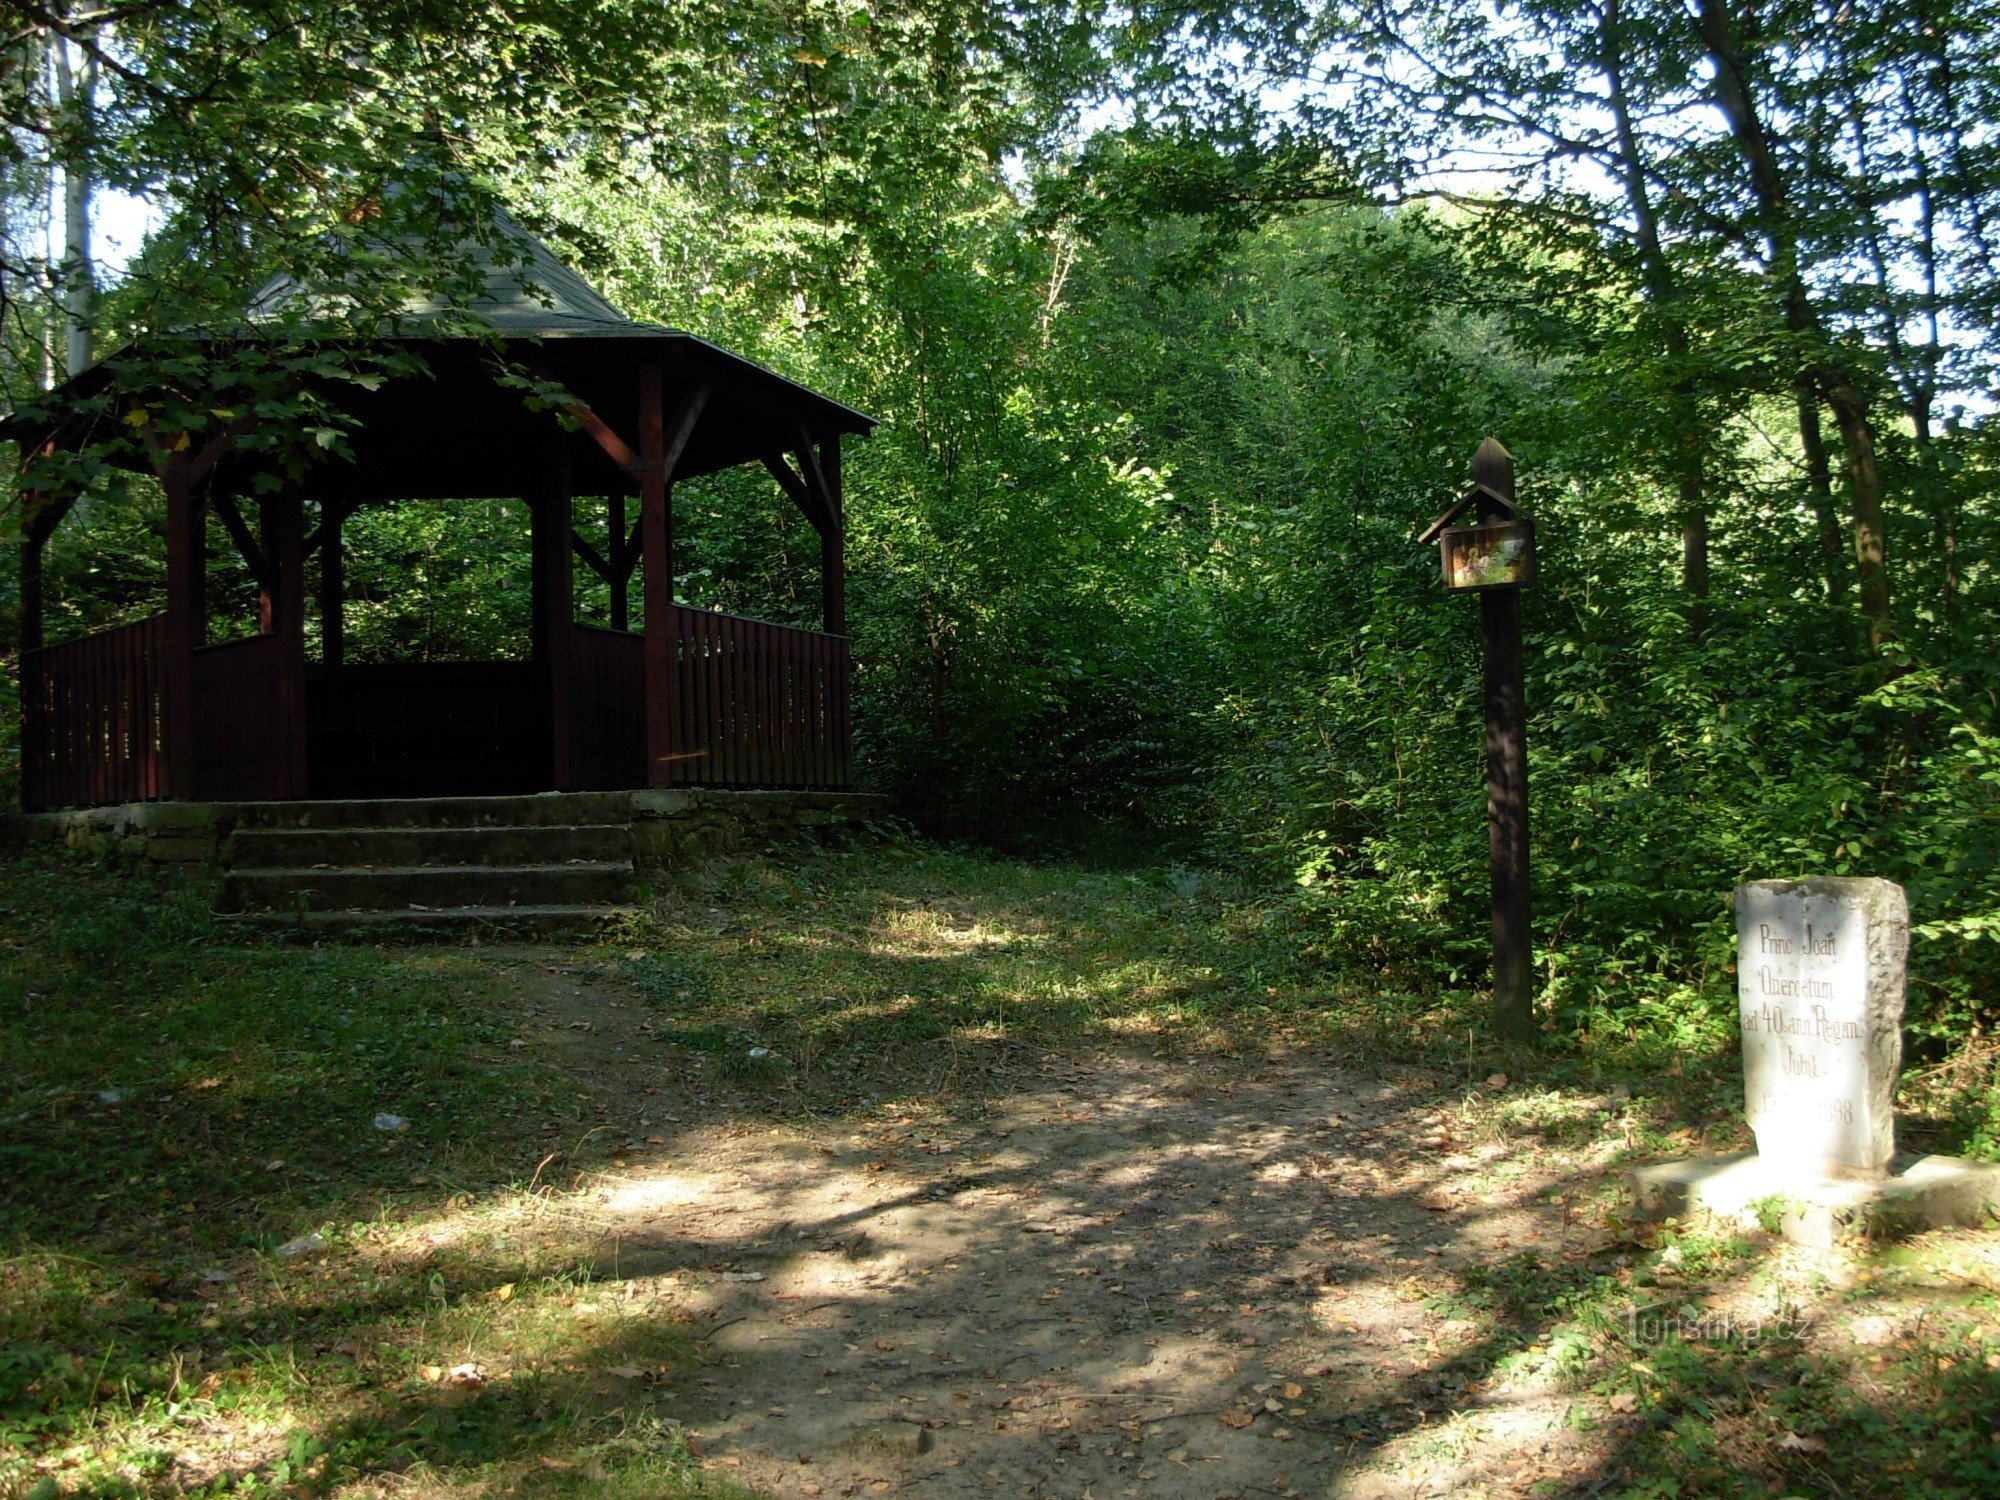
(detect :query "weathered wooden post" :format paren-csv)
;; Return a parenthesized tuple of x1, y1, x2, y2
(1420, 438, 1538, 1042)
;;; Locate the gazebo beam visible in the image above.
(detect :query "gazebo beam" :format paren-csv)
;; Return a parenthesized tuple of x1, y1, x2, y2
(213, 489, 272, 594)
(519, 363, 646, 479)
(761, 450, 834, 532)
(571, 527, 615, 586)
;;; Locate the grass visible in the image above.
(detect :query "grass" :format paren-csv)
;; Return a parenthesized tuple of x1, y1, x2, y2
(2, 836, 1998, 1496)
(0, 850, 739, 1498)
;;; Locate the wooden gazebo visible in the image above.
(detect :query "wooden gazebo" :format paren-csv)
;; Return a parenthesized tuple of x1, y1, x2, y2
(14, 209, 874, 810)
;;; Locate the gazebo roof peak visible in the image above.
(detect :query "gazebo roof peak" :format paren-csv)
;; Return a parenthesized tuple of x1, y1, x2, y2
(247, 187, 670, 339)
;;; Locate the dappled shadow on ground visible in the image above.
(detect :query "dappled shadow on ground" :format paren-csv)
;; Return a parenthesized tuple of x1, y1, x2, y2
(7, 848, 1998, 1498)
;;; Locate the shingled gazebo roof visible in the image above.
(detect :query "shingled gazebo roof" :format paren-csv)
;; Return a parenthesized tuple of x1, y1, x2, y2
(12, 195, 874, 500)
(248, 202, 669, 337)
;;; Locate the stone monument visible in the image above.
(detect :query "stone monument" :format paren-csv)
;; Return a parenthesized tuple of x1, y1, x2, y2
(1631, 876, 1999, 1245)
(1738, 877, 1905, 1180)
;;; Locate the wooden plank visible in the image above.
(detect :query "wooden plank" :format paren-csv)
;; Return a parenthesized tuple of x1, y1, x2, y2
(162, 468, 198, 798)
(671, 607, 688, 785)
(751, 619, 764, 785)
(696, 610, 712, 786)
(608, 492, 629, 631)
(771, 622, 788, 786)
(273, 492, 309, 797)
(709, 613, 725, 786)
(718, 613, 735, 784)
(110, 625, 127, 799)
(766, 629, 782, 787)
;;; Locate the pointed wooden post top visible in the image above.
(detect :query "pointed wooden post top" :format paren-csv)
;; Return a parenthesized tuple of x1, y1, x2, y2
(1473, 437, 1514, 505)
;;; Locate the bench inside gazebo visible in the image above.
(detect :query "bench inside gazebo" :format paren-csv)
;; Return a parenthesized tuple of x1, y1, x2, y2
(15, 208, 874, 815)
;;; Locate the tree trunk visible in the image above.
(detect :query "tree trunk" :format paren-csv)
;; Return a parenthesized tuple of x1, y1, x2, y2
(1698, 0, 1888, 648)
(1823, 377, 1892, 654)
(1680, 485, 1709, 629)
(49, 28, 94, 379)
(1796, 384, 1847, 606)
(1603, 0, 1709, 634)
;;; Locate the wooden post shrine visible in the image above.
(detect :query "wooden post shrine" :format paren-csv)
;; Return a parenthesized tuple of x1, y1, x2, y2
(1421, 438, 1539, 1043)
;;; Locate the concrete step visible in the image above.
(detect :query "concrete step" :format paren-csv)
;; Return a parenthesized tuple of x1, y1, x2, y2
(219, 862, 635, 914)
(229, 792, 636, 831)
(222, 904, 632, 940)
(224, 823, 633, 870)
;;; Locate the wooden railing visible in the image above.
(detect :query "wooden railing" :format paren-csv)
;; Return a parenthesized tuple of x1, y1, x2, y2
(191, 634, 303, 801)
(19, 614, 168, 810)
(566, 624, 646, 790)
(666, 605, 849, 788)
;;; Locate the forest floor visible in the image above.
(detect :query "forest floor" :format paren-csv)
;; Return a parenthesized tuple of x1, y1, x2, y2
(2, 840, 1998, 1499)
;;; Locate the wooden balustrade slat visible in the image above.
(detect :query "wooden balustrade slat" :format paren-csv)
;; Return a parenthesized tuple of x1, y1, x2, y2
(19, 613, 168, 809)
(655, 604, 847, 789)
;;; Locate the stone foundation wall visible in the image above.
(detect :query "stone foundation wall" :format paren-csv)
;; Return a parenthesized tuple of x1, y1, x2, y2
(2, 801, 227, 866)
(629, 789, 890, 866)
(2, 790, 892, 870)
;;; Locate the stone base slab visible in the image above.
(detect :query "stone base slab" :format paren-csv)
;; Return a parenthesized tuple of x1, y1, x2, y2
(1630, 1150, 2000, 1247)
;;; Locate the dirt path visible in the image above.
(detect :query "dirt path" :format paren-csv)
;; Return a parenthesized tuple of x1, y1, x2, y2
(507, 959, 1627, 1498)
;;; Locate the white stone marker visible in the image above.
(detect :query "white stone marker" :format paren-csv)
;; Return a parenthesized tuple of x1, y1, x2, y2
(1737, 877, 1907, 1181)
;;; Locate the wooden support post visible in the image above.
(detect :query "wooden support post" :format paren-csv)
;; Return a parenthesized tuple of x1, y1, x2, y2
(162, 465, 200, 797)
(320, 506, 344, 671)
(608, 491, 629, 632)
(271, 491, 309, 795)
(1484, 586, 1532, 1039)
(532, 429, 576, 787)
(1473, 441, 1533, 1043)
(641, 378, 711, 787)
(640, 365, 673, 786)
(818, 435, 844, 637)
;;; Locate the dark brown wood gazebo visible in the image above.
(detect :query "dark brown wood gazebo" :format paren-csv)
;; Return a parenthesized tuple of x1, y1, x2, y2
(14, 210, 874, 810)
